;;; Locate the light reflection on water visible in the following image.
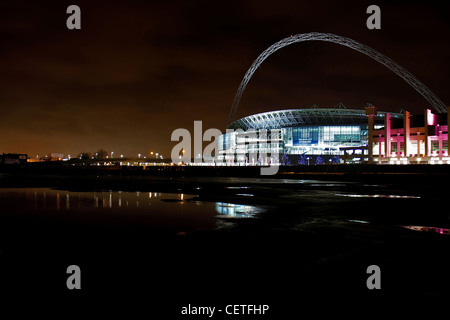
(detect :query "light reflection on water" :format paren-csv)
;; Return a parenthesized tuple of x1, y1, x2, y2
(215, 202, 262, 218)
(1, 188, 199, 211)
(347, 219, 370, 224)
(0, 188, 263, 232)
(402, 225, 450, 235)
(336, 194, 421, 199)
(225, 186, 249, 189)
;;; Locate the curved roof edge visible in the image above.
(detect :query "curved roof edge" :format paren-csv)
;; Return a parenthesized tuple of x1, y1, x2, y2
(228, 108, 403, 130)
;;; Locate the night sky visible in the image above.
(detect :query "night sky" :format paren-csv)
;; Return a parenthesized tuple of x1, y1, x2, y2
(1, 0, 449, 158)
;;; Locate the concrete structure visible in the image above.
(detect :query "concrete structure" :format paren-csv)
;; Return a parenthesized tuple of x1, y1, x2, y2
(366, 106, 449, 165)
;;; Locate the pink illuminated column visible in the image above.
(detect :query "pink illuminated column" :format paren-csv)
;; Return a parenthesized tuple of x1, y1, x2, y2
(448, 107, 450, 156)
(425, 109, 432, 157)
(384, 113, 391, 158)
(403, 111, 410, 157)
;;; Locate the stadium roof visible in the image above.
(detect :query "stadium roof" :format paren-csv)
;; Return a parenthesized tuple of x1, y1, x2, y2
(228, 108, 403, 130)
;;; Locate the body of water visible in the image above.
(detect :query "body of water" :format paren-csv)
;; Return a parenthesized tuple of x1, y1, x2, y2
(0, 176, 449, 314)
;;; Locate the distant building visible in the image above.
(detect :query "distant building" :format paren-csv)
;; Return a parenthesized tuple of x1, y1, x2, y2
(49, 153, 65, 161)
(0, 153, 28, 165)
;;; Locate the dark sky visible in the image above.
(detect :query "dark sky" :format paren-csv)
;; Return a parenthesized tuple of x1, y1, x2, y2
(1, 0, 449, 158)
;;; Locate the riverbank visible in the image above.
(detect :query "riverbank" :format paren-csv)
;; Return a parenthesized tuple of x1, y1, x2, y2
(2, 162, 450, 185)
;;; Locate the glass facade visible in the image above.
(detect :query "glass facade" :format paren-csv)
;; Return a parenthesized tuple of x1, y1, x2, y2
(281, 125, 367, 155)
(286, 126, 363, 146)
(218, 124, 368, 160)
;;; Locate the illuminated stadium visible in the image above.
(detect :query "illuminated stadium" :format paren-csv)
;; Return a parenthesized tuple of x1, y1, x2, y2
(217, 33, 448, 165)
(217, 106, 403, 164)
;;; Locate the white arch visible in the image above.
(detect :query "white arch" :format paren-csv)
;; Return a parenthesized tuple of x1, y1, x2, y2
(228, 32, 446, 126)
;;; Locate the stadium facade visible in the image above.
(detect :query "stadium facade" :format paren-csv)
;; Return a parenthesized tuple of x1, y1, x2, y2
(217, 106, 449, 165)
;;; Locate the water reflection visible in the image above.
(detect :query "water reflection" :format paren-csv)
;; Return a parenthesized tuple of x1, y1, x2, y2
(1, 188, 246, 235)
(225, 186, 249, 189)
(0, 188, 196, 212)
(336, 194, 421, 199)
(215, 202, 261, 218)
(347, 219, 370, 224)
(402, 225, 450, 235)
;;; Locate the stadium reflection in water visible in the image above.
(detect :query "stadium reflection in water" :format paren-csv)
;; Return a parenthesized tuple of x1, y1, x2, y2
(215, 202, 262, 218)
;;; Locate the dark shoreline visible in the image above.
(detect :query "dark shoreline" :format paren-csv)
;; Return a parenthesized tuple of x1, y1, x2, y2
(2, 162, 450, 186)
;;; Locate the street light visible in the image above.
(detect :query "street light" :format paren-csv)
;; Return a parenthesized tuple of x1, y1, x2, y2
(307, 157, 310, 165)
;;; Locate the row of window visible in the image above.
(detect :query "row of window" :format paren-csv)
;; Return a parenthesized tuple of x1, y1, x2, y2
(285, 126, 365, 146)
(219, 125, 368, 153)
